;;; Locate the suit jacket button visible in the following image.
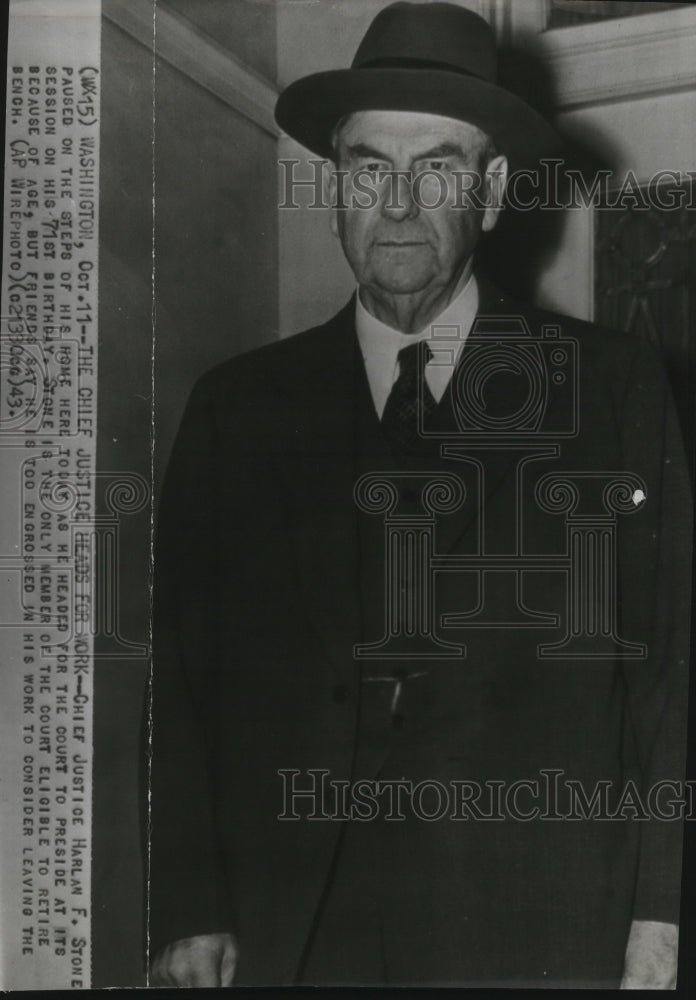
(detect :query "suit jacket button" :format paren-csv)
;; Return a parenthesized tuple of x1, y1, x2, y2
(332, 683, 349, 704)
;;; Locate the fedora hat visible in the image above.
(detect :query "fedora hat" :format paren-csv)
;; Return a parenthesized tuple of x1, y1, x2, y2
(275, 2, 559, 167)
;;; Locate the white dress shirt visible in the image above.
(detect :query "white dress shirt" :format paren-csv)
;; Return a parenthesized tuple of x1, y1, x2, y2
(355, 272, 479, 418)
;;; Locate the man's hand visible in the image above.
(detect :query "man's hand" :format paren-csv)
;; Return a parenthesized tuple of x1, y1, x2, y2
(621, 920, 678, 989)
(150, 932, 238, 987)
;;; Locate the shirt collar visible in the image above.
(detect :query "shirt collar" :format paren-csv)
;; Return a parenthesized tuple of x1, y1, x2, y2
(354, 271, 479, 416)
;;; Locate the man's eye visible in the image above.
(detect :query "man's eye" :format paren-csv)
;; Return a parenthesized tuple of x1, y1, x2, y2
(363, 161, 386, 173)
(424, 160, 446, 171)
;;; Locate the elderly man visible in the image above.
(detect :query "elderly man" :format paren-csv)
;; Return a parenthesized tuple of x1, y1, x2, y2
(149, 3, 690, 989)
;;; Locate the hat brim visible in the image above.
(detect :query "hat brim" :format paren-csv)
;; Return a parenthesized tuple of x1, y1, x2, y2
(275, 67, 560, 168)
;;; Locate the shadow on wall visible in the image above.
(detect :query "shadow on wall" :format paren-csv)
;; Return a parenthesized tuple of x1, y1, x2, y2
(478, 44, 623, 302)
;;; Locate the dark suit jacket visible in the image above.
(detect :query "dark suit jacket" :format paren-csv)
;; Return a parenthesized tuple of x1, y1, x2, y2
(149, 279, 691, 986)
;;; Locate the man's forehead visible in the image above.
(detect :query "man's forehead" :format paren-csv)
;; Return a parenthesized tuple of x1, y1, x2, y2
(339, 109, 487, 151)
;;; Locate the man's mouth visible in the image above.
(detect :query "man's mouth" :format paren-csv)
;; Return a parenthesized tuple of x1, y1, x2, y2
(376, 240, 427, 247)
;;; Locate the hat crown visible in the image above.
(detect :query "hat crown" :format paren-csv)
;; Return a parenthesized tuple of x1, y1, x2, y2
(353, 2, 497, 82)
(274, 0, 559, 166)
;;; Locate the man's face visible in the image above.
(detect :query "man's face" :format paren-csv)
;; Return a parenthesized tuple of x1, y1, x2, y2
(328, 110, 507, 299)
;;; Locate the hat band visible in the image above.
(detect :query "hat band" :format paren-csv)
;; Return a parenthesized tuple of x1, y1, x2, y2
(356, 56, 490, 83)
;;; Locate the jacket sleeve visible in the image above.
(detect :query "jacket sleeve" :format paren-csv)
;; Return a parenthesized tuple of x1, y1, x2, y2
(617, 337, 692, 926)
(148, 373, 236, 959)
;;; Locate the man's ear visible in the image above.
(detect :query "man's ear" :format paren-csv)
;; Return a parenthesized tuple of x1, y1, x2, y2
(481, 154, 509, 233)
(323, 161, 340, 238)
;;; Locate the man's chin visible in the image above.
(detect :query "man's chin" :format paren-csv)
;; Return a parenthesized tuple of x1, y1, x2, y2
(367, 269, 434, 297)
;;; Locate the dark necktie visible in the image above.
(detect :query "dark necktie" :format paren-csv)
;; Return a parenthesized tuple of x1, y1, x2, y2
(380, 340, 436, 452)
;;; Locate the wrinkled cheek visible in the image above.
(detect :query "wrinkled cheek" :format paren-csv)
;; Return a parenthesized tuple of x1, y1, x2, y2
(336, 218, 374, 282)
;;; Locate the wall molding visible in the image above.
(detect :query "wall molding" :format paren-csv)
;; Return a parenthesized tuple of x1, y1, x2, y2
(104, 0, 279, 137)
(104, 1, 696, 133)
(531, 4, 696, 110)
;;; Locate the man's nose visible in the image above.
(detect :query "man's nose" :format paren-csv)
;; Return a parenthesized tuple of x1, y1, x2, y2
(380, 170, 418, 221)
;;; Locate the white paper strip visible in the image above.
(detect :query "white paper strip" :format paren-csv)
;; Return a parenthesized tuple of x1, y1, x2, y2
(0, 0, 101, 989)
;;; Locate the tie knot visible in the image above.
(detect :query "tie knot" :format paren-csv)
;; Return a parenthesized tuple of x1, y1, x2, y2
(397, 340, 432, 381)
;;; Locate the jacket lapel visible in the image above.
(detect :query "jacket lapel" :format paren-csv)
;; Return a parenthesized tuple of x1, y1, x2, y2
(275, 299, 365, 680)
(426, 274, 553, 556)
